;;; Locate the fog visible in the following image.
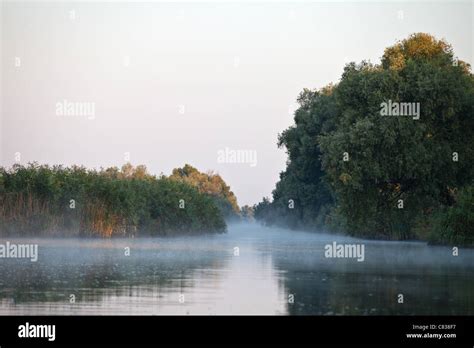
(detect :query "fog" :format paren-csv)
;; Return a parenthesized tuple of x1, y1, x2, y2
(0, 223, 473, 315)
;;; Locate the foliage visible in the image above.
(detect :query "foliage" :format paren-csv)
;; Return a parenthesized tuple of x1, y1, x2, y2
(239, 205, 255, 222)
(255, 33, 474, 244)
(169, 164, 240, 220)
(0, 163, 226, 237)
(254, 87, 337, 230)
(428, 186, 474, 246)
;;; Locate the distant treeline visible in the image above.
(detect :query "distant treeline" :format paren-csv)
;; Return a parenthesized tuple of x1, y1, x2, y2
(254, 33, 474, 246)
(0, 163, 239, 237)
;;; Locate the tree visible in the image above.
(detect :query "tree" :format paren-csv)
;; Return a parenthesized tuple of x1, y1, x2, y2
(169, 164, 240, 219)
(319, 33, 473, 238)
(256, 33, 474, 244)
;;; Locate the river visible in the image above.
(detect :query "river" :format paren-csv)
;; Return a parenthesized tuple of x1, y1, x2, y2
(0, 223, 472, 315)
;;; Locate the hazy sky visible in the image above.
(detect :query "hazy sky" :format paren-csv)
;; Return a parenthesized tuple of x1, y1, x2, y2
(1, 1, 472, 205)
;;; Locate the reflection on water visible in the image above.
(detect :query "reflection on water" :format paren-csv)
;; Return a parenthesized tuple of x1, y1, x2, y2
(0, 223, 473, 315)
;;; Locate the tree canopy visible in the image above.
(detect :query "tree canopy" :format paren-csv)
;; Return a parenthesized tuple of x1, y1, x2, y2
(255, 33, 474, 245)
(169, 164, 240, 220)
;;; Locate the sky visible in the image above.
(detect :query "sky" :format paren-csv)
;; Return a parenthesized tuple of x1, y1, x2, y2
(1, 1, 472, 206)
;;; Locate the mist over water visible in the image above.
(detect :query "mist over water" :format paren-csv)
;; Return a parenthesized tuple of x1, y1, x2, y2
(0, 223, 472, 315)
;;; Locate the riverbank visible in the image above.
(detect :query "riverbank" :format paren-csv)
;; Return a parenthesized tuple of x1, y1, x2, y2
(0, 164, 227, 237)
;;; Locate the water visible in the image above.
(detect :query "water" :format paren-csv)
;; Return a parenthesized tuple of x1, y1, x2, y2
(0, 223, 473, 315)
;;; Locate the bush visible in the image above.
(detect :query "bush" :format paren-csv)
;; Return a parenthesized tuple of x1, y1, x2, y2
(429, 186, 474, 246)
(0, 163, 227, 237)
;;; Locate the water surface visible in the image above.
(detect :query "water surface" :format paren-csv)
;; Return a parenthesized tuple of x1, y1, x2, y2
(0, 224, 472, 315)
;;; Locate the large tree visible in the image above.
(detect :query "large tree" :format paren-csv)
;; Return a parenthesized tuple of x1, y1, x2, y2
(256, 33, 474, 242)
